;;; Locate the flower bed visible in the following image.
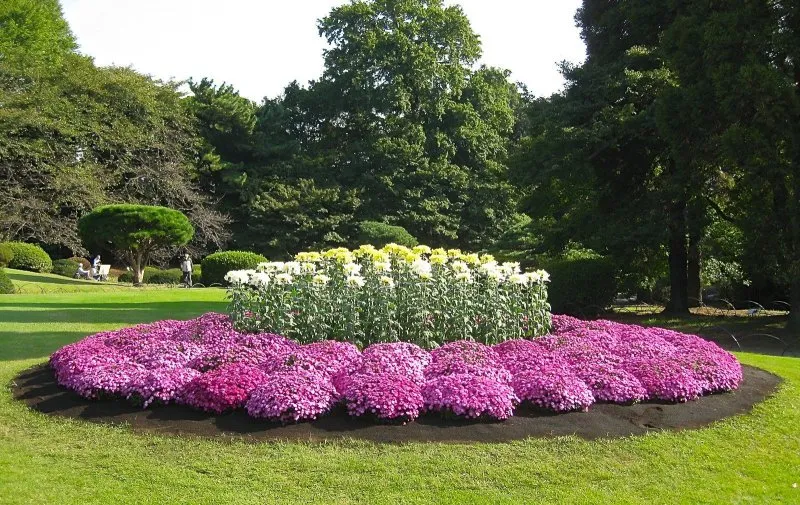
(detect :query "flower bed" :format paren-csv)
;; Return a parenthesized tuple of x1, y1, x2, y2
(225, 244, 551, 347)
(49, 313, 743, 424)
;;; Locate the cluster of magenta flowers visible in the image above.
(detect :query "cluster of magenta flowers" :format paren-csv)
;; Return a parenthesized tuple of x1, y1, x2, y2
(50, 313, 743, 423)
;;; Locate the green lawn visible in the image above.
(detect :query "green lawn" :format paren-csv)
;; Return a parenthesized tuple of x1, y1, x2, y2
(5, 268, 135, 294)
(0, 275, 798, 504)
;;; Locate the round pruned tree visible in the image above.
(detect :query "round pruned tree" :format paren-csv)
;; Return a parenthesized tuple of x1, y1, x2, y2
(78, 205, 194, 284)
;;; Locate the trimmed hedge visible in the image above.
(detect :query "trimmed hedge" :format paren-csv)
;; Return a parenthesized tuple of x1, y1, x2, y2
(202, 251, 267, 285)
(355, 221, 418, 248)
(542, 254, 618, 316)
(0, 268, 14, 294)
(0, 244, 13, 268)
(117, 266, 201, 285)
(52, 259, 81, 278)
(1, 242, 52, 272)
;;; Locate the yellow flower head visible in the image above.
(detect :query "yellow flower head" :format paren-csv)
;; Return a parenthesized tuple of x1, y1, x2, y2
(412, 245, 431, 255)
(353, 244, 378, 258)
(295, 251, 322, 262)
(479, 253, 495, 264)
(463, 253, 480, 265)
(430, 254, 448, 265)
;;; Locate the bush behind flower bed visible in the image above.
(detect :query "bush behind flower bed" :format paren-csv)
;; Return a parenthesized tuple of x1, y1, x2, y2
(202, 250, 267, 285)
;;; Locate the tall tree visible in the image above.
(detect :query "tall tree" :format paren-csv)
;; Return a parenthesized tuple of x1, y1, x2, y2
(661, 0, 800, 328)
(512, 1, 729, 314)
(0, 1, 229, 257)
(309, 0, 521, 248)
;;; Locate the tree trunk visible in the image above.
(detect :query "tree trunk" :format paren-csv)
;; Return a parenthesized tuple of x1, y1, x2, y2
(133, 250, 145, 285)
(687, 233, 702, 307)
(665, 200, 690, 314)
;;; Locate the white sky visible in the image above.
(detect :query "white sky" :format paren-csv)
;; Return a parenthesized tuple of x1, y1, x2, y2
(60, 0, 586, 102)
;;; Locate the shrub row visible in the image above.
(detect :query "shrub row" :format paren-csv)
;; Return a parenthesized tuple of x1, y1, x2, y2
(539, 252, 619, 316)
(355, 221, 417, 248)
(0, 242, 52, 273)
(52, 259, 81, 278)
(201, 251, 267, 285)
(117, 266, 201, 285)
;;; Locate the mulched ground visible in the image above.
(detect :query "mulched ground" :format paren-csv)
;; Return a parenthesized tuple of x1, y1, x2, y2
(11, 364, 781, 443)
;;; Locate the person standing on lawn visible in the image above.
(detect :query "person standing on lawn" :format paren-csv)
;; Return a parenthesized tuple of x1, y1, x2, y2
(180, 253, 193, 287)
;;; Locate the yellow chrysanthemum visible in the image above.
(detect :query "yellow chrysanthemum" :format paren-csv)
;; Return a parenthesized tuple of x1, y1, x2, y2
(479, 253, 495, 264)
(430, 254, 448, 265)
(463, 253, 480, 265)
(295, 251, 322, 262)
(412, 245, 431, 255)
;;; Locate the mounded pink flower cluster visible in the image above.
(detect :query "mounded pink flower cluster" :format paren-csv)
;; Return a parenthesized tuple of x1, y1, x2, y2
(50, 313, 743, 423)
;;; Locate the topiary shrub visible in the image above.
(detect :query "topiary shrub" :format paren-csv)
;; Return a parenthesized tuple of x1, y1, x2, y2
(202, 251, 267, 285)
(355, 221, 418, 248)
(541, 251, 618, 316)
(0, 269, 14, 294)
(1, 242, 53, 272)
(147, 268, 184, 285)
(52, 259, 80, 278)
(0, 244, 13, 268)
(78, 204, 194, 284)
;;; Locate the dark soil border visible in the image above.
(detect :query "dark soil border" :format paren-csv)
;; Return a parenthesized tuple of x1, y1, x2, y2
(11, 364, 781, 443)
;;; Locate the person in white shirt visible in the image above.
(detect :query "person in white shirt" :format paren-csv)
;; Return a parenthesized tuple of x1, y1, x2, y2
(75, 264, 90, 279)
(180, 253, 193, 287)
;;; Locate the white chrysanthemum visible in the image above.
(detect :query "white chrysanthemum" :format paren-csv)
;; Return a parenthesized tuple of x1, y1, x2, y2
(260, 261, 285, 272)
(479, 260, 499, 273)
(275, 273, 293, 285)
(249, 272, 271, 287)
(486, 269, 505, 282)
(411, 258, 432, 276)
(500, 262, 521, 276)
(343, 262, 362, 275)
(379, 276, 395, 288)
(537, 269, 550, 282)
(507, 273, 528, 285)
(373, 261, 392, 272)
(346, 275, 366, 288)
(312, 274, 330, 285)
(300, 262, 317, 273)
(224, 270, 251, 285)
(282, 261, 302, 274)
(450, 260, 469, 274)
(418, 272, 433, 281)
(525, 271, 541, 283)
(455, 271, 472, 283)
